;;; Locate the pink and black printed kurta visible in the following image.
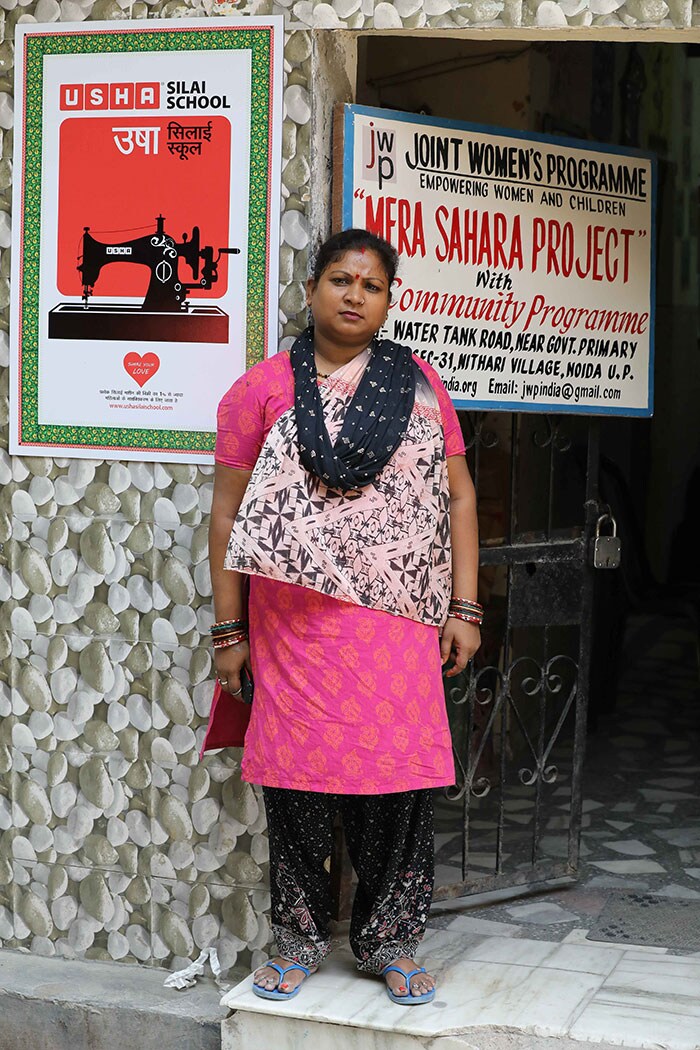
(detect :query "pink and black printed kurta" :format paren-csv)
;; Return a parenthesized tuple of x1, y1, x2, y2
(203, 349, 465, 794)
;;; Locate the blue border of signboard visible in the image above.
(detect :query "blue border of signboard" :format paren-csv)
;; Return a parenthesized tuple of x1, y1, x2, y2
(342, 103, 657, 418)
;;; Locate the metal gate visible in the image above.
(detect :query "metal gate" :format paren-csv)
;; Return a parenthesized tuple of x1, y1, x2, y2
(433, 410, 600, 900)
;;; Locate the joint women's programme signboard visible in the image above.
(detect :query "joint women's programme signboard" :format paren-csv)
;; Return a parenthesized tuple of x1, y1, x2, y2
(11, 18, 283, 461)
(340, 104, 656, 416)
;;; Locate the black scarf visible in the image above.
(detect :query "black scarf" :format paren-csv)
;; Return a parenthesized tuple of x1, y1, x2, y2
(290, 327, 417, 492)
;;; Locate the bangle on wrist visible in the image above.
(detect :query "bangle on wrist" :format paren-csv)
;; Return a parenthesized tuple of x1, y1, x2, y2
(449, 598, 483, 616)
(448, 611, 482, 626)
(448, 595, 483, 628)
(450, 597, 483, 611)
(213, 634, 248, 650)
(212, 618, 248, 633)
(211, 621, 248, 648)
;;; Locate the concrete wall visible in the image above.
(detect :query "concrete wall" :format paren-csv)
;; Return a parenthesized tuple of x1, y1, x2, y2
(0, 1, 697, 980)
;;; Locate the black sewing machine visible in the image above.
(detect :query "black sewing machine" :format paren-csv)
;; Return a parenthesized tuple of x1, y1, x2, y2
(48, 215, 240, 343)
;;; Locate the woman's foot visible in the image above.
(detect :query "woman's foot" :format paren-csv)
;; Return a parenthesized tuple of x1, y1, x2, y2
(383, 957, 435, 998)
(253, 956, 317, 994)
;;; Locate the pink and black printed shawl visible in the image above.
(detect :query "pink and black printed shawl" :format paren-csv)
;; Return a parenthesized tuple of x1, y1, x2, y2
(224, 347, 452, 627)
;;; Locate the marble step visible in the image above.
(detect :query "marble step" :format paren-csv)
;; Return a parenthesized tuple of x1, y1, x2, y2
(220, 929, 700, 1050)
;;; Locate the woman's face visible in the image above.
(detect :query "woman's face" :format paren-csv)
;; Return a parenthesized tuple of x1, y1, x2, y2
(306, 249, 390, 348)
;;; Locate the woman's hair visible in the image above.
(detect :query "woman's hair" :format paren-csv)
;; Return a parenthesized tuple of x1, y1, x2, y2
(311, 228, 399, 289)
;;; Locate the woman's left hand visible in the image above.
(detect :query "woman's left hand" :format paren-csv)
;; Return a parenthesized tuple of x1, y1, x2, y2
(440, 617, 481, 678)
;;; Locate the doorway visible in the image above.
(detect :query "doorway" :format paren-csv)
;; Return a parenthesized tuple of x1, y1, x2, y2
(346, 35, 700, 926)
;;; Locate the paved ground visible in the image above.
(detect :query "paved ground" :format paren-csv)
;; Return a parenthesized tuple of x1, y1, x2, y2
(0, 949, 226, 1050)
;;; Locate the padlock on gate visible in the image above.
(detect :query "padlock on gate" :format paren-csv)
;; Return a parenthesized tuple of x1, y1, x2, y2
(592, 513, 621, 569)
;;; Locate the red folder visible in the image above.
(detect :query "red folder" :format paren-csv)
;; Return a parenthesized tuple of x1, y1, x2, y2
(200, 681, 251, 755)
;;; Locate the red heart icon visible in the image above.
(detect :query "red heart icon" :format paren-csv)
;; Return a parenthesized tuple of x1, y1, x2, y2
(123, 352, 160, 388)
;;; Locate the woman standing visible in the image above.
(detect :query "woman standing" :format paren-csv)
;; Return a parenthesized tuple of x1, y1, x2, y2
(204, 229, 481, 1005)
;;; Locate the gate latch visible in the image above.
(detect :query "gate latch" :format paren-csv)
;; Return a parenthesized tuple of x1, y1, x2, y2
(592, 513, 621, 570)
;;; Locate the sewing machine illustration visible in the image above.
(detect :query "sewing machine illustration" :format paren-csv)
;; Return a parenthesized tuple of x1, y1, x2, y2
(48, 215, 240, 343)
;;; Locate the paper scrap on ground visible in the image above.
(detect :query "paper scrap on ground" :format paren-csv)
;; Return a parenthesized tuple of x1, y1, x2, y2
(164, 947, 225, 991)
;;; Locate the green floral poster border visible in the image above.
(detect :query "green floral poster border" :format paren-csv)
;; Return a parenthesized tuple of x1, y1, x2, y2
(19, 25, 273, 455)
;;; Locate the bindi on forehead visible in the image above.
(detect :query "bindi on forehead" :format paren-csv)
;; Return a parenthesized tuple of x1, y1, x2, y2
(331, 251, 387, 283)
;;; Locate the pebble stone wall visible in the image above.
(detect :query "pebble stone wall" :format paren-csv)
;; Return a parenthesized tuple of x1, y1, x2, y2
(0, 0, 693, 978)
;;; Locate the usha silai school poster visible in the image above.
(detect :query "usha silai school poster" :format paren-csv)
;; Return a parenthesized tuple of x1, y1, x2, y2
(11, 18, 283, 461)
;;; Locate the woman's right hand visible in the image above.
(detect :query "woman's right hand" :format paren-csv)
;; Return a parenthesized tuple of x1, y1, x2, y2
(213, 640, 251, 697)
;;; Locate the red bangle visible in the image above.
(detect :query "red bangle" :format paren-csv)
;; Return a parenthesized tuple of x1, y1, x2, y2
(213, 634, 248, 649)
(448, 612, 482, 625)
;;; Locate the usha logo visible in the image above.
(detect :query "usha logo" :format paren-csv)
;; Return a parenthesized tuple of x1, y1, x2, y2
(60, 83, 160, 111)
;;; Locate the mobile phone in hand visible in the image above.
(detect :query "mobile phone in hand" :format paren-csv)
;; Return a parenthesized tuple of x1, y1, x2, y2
(239, 666, 254, 705)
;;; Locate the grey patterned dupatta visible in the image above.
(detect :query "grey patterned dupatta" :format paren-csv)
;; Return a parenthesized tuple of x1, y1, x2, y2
(290, 327, 417, 492)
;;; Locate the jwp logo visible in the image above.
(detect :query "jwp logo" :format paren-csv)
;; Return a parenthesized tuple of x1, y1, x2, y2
(362, 121, 396, 189)
(59, 83, 160, 111)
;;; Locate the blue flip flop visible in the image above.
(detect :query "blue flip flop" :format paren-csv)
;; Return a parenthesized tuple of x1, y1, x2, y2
(252, 960, 312, 1000)
(381, 964, 436, 1005)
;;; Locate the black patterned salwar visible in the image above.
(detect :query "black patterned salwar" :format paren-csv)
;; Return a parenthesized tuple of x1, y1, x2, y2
(263, 786, 434, 974)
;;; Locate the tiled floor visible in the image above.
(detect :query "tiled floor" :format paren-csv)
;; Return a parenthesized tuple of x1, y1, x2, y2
(222, 933, 700, 1050)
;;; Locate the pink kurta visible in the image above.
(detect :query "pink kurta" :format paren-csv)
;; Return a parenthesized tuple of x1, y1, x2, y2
(207, 351, 465, 794)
